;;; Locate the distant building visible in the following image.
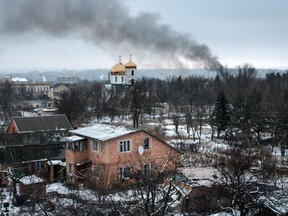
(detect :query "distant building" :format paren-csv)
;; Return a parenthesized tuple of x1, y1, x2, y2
(109, 55, 137, 86)
(3, 76, 50, 97)
(57, 76, 81, 84)
(20, 82, 50, 97)
(48, 83, 70, 100)
(11, 77, 28, 83)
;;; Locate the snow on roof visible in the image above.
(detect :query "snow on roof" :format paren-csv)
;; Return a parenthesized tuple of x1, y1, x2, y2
(12, 77, 28, 82)
(47, 160, 66, 166)
(70, 123, 140, 141)
(20, 175, 45, 185)
(64, 135, 85, 142)
(47, 182, 70, 194)
(178, 167, 220, 187)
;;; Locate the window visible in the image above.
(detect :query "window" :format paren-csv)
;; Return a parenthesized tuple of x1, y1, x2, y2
(92, 165, 99, 176)
(120, 167, 131, 180)
(143, 164, 151, 175)
(35, 161, 41, 173)
(92, 140, 98, 152)
(92, 165, 97, 173)
(115, 77, 117, 82)
(131, 70, 134, 76)
(121, 76, 124, 83)
(143, 138, 150, 149)
(67, 141, 87, 151)
(120, 140, 131, 152)
(67, 142, 75, 151)
(79, 141, 87, 151)
(68, 163, 72, 174)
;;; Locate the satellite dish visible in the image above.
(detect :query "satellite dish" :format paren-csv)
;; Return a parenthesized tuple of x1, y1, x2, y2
(138, 146, 144, 155)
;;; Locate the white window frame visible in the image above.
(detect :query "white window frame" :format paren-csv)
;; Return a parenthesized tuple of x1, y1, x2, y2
(120, 140, 131, 152)
(92, 140, 98, 152)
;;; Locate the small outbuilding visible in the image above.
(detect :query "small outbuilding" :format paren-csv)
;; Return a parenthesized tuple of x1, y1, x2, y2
(19, 175, 46, 198)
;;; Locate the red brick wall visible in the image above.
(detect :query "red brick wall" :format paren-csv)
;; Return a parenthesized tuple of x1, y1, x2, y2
(92, 131, 181, 183)
(66, 130, 181, 184)
(6, 120, 17, 134)
(65, 148, 89, 175)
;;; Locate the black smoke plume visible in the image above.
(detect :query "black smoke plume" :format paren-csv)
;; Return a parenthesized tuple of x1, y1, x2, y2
(0, 0, 221, 69)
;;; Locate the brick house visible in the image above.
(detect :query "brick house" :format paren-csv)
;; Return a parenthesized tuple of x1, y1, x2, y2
(65, 123, 182, 185)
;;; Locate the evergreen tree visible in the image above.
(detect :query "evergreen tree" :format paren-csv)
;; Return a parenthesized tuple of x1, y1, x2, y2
(210, 90, 231, 139)
(228, 90, 264, 144)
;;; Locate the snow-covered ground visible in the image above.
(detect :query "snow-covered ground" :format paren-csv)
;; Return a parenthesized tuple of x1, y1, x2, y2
(1, 115, 288, 215)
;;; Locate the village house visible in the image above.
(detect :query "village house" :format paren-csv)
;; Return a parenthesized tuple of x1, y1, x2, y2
(47, 83, 71, 100)
(6, 114, 72, 134)
(0, 114, 72, 183)
(65, 123, 182, 186)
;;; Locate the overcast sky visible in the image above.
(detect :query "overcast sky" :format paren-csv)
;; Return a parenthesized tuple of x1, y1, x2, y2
(0, 0, 287, 71)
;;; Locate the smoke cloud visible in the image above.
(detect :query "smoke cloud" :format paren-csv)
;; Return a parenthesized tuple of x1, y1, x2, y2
(0, 0, 221, 69)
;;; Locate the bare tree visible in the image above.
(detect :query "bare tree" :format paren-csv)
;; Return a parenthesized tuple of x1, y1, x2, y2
(215, 142, 277, 216)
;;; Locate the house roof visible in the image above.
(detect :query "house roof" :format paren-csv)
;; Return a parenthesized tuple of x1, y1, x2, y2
(65, 135, 85, 142)
(10, 114, 72, 133)
(70, 123, 140, 142)
(177, 167, 220, 187)
(12, 77, 28, 82)
(70, 123, 182, 155)
(20, 175, 45, 185)
(50, 83, 71, 89)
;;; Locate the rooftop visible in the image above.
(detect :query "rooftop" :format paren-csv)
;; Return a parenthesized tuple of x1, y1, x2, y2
(177, 167, 220, 187)
(10, 114, 72, 133)
(20, 175, 45, 185)
(70, 123, 140, 141)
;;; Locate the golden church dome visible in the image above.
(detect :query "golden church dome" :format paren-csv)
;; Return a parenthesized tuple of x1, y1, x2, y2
(111, 62, 126, 75)
(125, 55, 137, 68)
(125, 60, 137, 69)
(111, 56, 126, 75)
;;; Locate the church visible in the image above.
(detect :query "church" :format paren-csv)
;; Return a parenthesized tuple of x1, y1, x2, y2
(109, 55, 137, 86)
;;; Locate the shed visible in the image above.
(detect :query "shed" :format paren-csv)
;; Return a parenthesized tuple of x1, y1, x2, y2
(19, 175, 46, 197)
